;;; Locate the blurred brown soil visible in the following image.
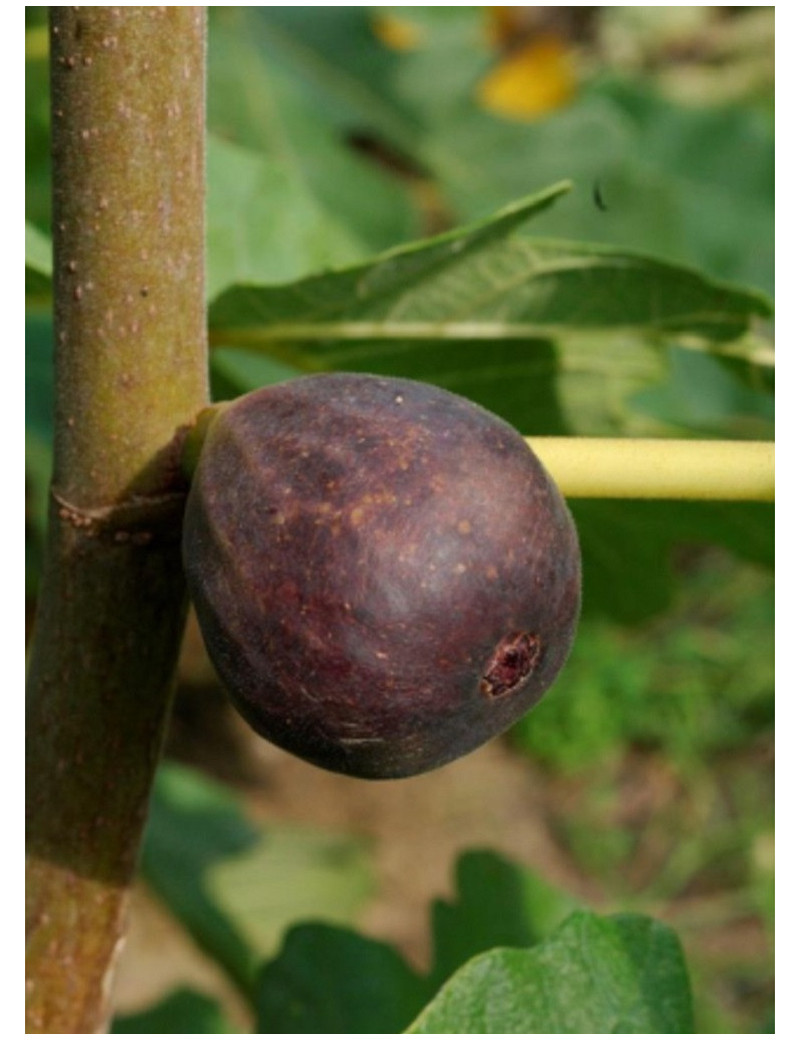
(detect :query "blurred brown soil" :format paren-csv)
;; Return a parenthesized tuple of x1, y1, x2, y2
(112, 684, 596, 1023)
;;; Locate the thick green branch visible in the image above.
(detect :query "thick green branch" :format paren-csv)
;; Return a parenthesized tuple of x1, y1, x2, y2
(26, 9, 208, 1033)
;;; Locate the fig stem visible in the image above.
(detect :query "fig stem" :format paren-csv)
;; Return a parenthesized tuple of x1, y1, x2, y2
(528, 437, 774, 501)
(180, 402, 233, 481)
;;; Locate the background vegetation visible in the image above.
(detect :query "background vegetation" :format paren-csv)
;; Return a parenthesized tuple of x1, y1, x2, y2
(26, 6, 774, 1033)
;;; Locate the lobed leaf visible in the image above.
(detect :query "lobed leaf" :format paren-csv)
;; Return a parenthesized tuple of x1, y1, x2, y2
(429, 849, 577, 988)
(255, 849, 580, 1033)
(255, 924, 429, 1033)
(407, 911, 694, 1034)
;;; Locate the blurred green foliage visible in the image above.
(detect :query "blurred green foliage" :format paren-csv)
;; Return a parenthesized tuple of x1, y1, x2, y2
(512, 551, 774, 771)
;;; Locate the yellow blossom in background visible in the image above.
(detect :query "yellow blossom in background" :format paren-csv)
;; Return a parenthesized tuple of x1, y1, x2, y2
(477, 33, 576, 120)
(371, 11, 423, 52)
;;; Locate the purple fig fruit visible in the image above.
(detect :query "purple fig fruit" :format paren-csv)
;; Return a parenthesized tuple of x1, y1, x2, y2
(182, 373, 581, 778)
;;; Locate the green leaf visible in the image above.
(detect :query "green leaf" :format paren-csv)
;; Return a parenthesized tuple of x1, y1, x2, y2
(596, 80, 775, 294)
(207, 826, 373, 962)
(253, 847, 580, 1034)
(573, 499, 774, 622)
(25, 221, 52, 302)
(206, 134, 365, 302)
(222, 7, 424, 155)
(25, 313, 55, 553)
(208, 182, 567, 333)
(253, 848, 582, 1034)
(407, 911, 694, 1033)
(140, 763, 373, 995)
(429, 850, 577, 988)
(111, 988, 233, 1033)
(631, 346, 774, 440)
(253, 851, 694, 1034)
(252, 848, 578, 1035)
(25, 311, 54, 594)
(140, 763, 262, 994)
(25, 312, 54, 448)
(25, 23, 52, 231)
(25, 221, 52, 277)
(429, 94, 688, 252)
(206, 9, 419, 287)
(210, 347, 303, 403)
(209, 183, 770, 348)
(427, 87, 774, 293)
(25, 238, 56, 589)
(241, 9, 772, 292)
(255, 923, 430, 1033)
(209, 184, 575, 433)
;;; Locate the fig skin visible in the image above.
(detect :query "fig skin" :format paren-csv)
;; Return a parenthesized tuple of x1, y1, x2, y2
(182, 373, 581, 779)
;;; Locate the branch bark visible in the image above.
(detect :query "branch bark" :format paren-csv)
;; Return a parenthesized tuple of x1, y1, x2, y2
(26, 9, 208, 1032)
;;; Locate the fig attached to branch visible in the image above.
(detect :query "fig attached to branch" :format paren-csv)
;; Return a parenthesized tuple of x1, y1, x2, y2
(182, 373, 581, 779)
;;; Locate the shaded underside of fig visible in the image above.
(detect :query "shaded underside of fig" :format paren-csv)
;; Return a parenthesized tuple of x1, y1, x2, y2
(182, 373, 581, 779)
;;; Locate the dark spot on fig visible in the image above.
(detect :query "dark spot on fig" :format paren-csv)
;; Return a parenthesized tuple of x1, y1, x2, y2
(182, 373, 581, 780)
(481, 632, 542, 699)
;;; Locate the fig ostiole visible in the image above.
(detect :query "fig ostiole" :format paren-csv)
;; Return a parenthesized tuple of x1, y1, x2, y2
(181, 373, 581, 779)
